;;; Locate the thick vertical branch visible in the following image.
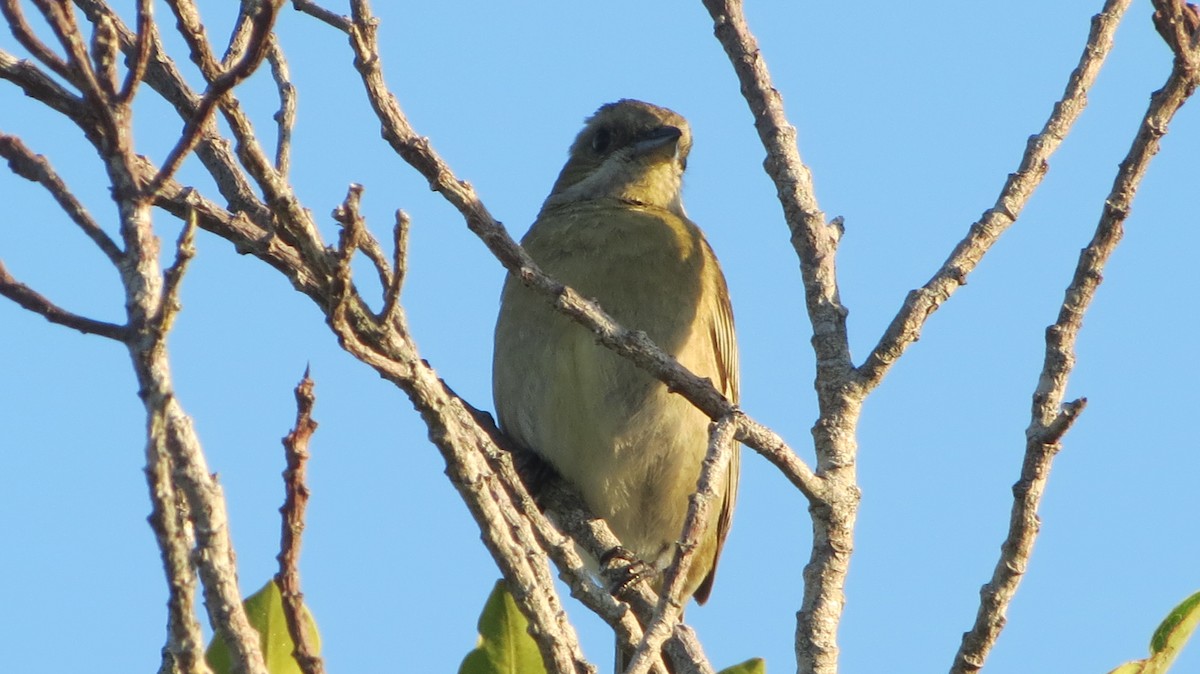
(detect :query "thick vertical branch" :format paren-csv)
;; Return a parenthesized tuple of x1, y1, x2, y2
(147, 428, 210, 674)
(122, 196, 268, 674)
(699, 2, 860, 672)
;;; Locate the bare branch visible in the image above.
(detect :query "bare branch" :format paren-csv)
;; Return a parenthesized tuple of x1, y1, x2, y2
(275, 369, 325, 674)
(859, 0, 1135, 391)
(164, 0, 219, 73)
(951, 17, 1199, 670)
(116, 0, 154, 104)
(266, 37, 296, 175)
(625, 416, 738, 674)
(158, 201, 199, 336)
(331, 185, 394, 298)
(380, 209, 409, 324)
(321, 188, 594, 673)
(735, 414, 822, 501)
(700, 2, 863, 671)
(1153, 0, 1200, 58)
(88, 10, 119, 97)
(71, 0, 273, 227)
(122, 199, 269, 674)
(30, 0, 109, 105)
(0, 132, 124, 264)
(2, 0, 74, 84)
(220, 1, 261, 70)
(325, 300, 597, 674)
(700, 0, 851, 387)
(0, 48, 95, 127)
(147, 0, 282, 195)
(0, 259, 126, 339)
(291, 0, 350, 31)
(146, 430, 210, 674)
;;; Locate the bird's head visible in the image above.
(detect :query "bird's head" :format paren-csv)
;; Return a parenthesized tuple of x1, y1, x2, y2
(543, 99, 692, 217)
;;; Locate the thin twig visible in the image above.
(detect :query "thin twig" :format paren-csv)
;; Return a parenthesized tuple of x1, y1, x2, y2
(158, 200, 199, 336)
(146, 0, 281, 195)
(859, 0, 1135, 391)
(275, 369, 325, 674)
(2, 0, 74, 85)
(72, 0, 273, 229)
(331, 185, 393, 296)
(266, 37, 296, 176)
(735, 414, 821, 501)
(290, 0, 351, 31)
(332, 183, 366, 270)
(157, 0, 329, 264)
(30, 0, 109, 106)
(325, 256, 596, 674)
(951, 7, 1199, 669)
(164, 0, 220, 73)
(625, 416, 738, 674)
(0, 260, 127, 339)
(117, 0, 154, 104)
(0, 49, 94, 125)
(0, 132, 124, 264)
(380, 209, 409, 324)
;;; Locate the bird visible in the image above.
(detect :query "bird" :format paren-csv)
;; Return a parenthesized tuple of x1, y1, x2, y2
(492, 97, 739, 639)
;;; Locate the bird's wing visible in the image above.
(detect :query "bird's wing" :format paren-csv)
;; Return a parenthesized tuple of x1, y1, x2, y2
(695, 258, 740, 605)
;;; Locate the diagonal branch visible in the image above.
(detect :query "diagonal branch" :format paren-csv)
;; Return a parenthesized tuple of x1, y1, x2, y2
(0, 48, 95, 127)
(146, 0, 282, 195)
(951, 13, 1199, 670)
(1, 0, 74, 85)
(0, 259, 127, 339)
(858, 0, 1134, 391)
(291, 0, 350, 31)
(29, 0, 110, 109)
(0, 132, 124, 264)
(326, 187, 596, 674)
(71, 0, 274, 233)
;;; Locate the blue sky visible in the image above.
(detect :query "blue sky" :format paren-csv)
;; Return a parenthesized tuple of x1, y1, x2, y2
(1, 2, 1197, 673)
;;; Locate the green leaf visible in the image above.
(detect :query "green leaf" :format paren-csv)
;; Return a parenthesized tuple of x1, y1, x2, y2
(458, 580, 547, 674)
(206, 579, 322, 674)
(1106, 590, 1200, 674)
(719, 657, 767, 674)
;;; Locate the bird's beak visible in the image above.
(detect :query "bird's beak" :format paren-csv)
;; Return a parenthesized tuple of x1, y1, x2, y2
(631, 126, 683, 158)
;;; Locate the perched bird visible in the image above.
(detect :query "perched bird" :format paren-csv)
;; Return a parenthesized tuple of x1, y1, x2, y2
(492, 99, 739, 613)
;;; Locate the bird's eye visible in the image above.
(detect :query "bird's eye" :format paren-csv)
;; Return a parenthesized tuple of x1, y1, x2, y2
(591, 128, 611, 154)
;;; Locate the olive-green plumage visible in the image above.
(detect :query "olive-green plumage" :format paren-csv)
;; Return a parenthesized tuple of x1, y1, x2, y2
(492, 99, 738, 606)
